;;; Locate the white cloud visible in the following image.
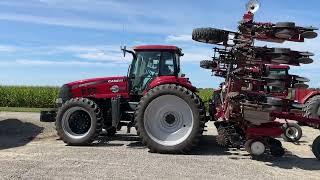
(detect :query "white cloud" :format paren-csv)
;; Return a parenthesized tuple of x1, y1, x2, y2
(56, 45, 132, 62)
(0, 12, 179, 34)
(76, 51, 128, 62)
(15, 59, 124, 67)
(166, 35, 192, 42)
(0, 13, 123, 31)
(0, 45, 17, 52)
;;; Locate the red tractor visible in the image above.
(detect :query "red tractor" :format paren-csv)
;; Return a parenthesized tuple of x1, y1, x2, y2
(41, 45, 206, 153)
(264, 65, 320, 128)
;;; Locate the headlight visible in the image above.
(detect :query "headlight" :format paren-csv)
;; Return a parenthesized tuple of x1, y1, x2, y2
(56, 98, 63, 104)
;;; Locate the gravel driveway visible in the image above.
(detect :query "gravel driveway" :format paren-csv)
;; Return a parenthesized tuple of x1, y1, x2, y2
(1, 112, 320, 180)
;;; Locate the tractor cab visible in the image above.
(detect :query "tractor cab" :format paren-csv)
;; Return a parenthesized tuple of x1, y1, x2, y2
(265, 65, 290, 93)
(124, 45, 183, 95)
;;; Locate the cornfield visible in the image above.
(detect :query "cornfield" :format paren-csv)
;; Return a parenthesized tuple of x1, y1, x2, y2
(0, 86, 59, 108)
(0, 86, 213, 108)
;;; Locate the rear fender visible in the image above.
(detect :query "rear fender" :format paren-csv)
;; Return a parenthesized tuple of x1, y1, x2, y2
(302, 91, 320, 104)
(146, 76, 197, 93)
(295, 89, 320, 104)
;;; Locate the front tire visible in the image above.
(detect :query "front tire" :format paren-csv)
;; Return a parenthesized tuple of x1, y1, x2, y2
(135, 84, 206, 154)
(56, 98, 103, 145)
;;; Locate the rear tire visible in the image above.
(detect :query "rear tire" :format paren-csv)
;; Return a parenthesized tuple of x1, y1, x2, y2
(135, 84, 206, 154)
(56, 98, 103, 145)
(303, 95, 320, 128)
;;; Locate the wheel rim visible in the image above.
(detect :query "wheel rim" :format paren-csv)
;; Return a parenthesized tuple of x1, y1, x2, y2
(144, 95, 194, 146)
(62, 107, 92, 139)
(250, 141, 265, 156)
(285, 127, 299, 140)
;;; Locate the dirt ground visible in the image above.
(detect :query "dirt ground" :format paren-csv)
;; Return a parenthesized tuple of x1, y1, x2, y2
(1, 112, 320, 180)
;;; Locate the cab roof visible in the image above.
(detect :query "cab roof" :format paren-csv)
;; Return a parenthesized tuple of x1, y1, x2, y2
(267, 65, 290, 69)
(134, 45, 180, 51)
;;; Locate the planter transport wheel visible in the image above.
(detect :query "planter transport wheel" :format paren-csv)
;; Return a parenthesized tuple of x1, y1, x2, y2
(192, 28, 229, 44)
(275, 22, 296, 28)
(298, 57, 314, 64)
(249, 140, 266, 156)
(200, 60, 216, 69)
(312, 136, 320, 160)
(135, 84, 206, 154)
(281, 123, 302, 142)
(301, 31, 318, 39)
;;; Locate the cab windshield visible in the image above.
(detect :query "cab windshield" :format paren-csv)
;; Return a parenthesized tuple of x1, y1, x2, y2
(266, 68, 288, 93)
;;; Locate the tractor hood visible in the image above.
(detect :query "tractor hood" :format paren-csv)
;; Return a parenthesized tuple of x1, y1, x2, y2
(66, 76, 129, 99)
(67, 76, 127, 87)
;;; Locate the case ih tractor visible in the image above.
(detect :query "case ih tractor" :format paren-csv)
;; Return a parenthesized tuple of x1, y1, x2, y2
(41, 45, 206, 153)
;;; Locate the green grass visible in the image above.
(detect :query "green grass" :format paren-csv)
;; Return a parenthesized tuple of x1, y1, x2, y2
(0, 86, 59, 108)
(198, 88, 214, 103)
(0, 107, 46, 113)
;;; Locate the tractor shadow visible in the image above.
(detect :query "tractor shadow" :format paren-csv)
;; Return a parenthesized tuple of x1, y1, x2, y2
(0, 119, 43, 150)
(190, 135, 233, 156)
(94, 133, 320, 171)
(94, 133, 143, 148)
(251, 152, 320, 171)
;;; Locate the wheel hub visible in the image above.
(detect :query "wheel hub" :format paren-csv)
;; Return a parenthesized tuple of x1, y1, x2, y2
(250, 141, 265, 156)
(164, 113, 176, 125)
(285, 127, 298, 139)
(62, 107, 92, 139)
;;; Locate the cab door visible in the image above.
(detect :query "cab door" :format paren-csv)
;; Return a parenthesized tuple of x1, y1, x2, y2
(129, 51, 161, 94)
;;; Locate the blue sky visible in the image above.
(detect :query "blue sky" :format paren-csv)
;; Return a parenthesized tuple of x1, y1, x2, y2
(0, 0, 319, 88)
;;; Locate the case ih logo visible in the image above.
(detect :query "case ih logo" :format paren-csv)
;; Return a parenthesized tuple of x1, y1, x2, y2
(108, 79, 124, 83)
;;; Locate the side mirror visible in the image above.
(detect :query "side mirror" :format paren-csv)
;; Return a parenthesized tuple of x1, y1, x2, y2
(121, 46, 127, 57)
(181, 74, 186, 77)
(120, 46, 136, 59)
